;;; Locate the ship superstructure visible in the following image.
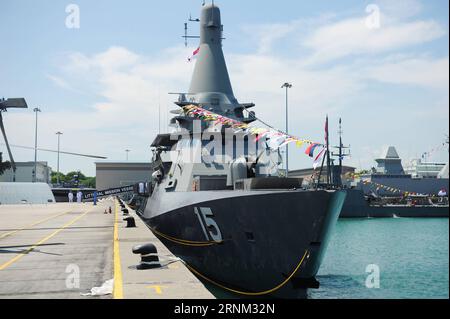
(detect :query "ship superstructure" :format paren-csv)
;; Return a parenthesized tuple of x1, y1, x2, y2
(142, 3, 346, 298)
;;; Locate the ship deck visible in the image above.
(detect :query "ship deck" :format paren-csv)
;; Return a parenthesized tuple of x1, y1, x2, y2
(0, 199, 213, 299)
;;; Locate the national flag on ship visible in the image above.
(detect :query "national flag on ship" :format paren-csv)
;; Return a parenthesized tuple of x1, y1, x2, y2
(305, 143, 320, 157)
(310, 116, 329, 169)
(313, 148, 325, 170)
(188, 46, 200, 62)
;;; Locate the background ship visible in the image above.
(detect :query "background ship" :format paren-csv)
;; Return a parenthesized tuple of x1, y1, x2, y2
(341, 145, 449, 217)
(140, 3, 346, 298)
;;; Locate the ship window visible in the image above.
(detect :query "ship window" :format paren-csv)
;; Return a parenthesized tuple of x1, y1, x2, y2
(192, 175, 227, 191)
(165, 179, 177, 190)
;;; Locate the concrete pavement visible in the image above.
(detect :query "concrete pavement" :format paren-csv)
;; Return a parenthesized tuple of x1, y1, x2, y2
(115, 200, 214, 299)
(0, 200, 115, 298)
(0, 198, 214, 299)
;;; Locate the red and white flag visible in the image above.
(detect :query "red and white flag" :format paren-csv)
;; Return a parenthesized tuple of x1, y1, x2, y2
(313, 148, 325, 170)
(188, 46, 200, 62)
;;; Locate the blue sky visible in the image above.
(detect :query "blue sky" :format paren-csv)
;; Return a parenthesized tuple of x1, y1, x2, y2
(0, 0, 448, 176)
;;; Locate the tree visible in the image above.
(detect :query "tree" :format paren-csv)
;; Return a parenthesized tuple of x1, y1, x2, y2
(65, 171, 86, 181)
(0, 152, 11, 175)
(51, 171, 66, 184)
(51, 170, 95, 188)
(80, 177, 96, 188)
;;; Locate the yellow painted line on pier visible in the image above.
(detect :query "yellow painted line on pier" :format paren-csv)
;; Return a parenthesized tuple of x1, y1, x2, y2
(0, 209, 72, 240)
(0, 208, 92, 271)
(113, 200, 124, 299)
(147, 285, 165, 295)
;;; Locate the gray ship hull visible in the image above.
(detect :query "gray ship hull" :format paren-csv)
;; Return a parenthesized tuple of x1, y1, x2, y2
(142, 188, 346, 298)
(341, 189, 449, 218)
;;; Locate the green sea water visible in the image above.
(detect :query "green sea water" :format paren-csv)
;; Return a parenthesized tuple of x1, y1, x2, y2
(309, 218, 449, 299)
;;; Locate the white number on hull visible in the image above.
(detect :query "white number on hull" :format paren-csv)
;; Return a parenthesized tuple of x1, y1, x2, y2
(194, 207, 223, 242)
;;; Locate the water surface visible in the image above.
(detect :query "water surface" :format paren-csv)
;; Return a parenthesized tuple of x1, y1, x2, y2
(310, 218, 449, 299)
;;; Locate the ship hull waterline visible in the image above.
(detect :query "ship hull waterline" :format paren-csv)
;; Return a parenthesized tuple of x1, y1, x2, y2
(142, 189, 347, 298)
(340, 189, 449, 218)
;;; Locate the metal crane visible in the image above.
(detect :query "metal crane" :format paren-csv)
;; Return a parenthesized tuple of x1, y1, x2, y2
(0, 98, 28, 172)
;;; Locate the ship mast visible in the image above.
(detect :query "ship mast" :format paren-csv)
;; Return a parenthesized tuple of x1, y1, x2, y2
(326, 115, 331, 186)
(331, 118, 350, 187)
(175, 2, 259, 126)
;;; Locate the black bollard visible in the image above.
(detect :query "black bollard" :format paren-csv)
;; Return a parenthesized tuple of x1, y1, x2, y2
(123, 216, 136, 228)
(132, 243, 161, 269)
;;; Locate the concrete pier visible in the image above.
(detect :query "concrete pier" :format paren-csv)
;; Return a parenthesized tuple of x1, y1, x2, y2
(0, 198, 214, 299)
(0, 201, 114, 298)
(115, 200, 214, 299)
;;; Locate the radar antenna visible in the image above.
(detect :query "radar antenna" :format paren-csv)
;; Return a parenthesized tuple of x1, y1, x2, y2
(183, 14, 200, 47)
(182, 2, 225, 47)
(331, 118, 351, 187)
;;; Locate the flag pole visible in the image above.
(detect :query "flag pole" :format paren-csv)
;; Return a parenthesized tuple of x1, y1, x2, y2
(316, 148, 327, 190)
(326, 115, 331, 186)
(316, 115, 329, 189)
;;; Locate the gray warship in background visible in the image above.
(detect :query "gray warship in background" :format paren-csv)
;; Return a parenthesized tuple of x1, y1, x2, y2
(341, 146, 449, 218)
(141, 3, 346, 298)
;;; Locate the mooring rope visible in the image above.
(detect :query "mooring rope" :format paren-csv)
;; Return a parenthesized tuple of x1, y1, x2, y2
(183, 249, 310, 296)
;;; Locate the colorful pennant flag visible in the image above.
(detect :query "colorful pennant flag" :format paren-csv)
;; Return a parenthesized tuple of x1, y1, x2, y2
(188, 47, 200, 62)
(305, 143, 320, 157)
(182, 105, 324, 162)
(313, 148, 325, 170)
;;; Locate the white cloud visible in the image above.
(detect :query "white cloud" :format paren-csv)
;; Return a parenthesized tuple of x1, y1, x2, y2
(239, 13, 337, 57)
(46, 74, 81, 93)
(3, 46, 196, 175)
(57, 46, 195, 129)
(243, 23, 298, 55)
(228, 53, 363, 122)
(364, 57, 449, 89)
(237, 2, 445, 68)
(7, 1, 448, 175)
(376, 0, 423, 21)
(303, 18, 445, 64)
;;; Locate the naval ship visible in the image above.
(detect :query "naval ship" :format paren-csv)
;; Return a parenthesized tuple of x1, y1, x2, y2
(141, 3, 346, 298)
(340, 146, 449, 218)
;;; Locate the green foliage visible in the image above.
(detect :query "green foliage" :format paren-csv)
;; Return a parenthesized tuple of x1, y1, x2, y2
(50, 172, 65, 184)
(51, 170, 95, 188)
(80, 177, 96, 188)
(65, 171, 86, 181)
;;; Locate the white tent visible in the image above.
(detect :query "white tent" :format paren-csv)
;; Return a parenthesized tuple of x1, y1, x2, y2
(0, 183, 55, 205)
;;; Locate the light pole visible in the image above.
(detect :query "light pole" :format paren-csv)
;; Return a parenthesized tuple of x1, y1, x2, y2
(33, 107, 41, 182)
(56, 131, 63, 185)
(281, 82, 292, 177)
(125, 149, 130, 161)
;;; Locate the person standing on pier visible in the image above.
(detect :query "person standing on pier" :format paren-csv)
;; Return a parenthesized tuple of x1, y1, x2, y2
(68, 191, 74, 203)
(93, 191, 98, 206)
(76, 190, 82, 203)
